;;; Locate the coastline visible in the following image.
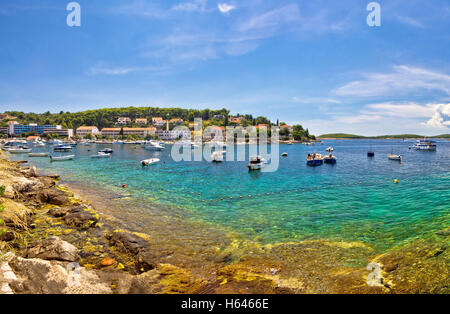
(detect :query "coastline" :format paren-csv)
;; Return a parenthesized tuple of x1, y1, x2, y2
(0, 151, 448, 294)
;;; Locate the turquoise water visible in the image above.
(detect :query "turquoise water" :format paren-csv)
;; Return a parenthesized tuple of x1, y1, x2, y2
(10, 139, 450, 251)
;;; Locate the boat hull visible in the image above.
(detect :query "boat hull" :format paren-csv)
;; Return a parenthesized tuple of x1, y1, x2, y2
(307, 159, 323, 167)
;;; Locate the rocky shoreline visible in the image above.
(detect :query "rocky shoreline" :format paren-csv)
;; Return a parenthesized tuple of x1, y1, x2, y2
(0, 152, 448, 294)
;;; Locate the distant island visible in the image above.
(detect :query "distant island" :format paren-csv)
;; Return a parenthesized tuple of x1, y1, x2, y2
(318, 133, 450, 139)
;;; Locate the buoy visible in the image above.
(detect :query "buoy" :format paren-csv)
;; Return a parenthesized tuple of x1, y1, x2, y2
(394, 179, 399, 184)
(101, 258, 115, 267)
(122, 184, 127, 188)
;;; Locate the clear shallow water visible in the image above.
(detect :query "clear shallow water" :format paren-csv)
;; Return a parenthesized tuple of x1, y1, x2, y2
(10, 139, 450, 251)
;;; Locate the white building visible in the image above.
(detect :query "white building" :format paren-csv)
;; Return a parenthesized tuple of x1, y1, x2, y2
(117, 117, 131, 125)
(76, 126, 100, 138)
(157, 129, 191, 140)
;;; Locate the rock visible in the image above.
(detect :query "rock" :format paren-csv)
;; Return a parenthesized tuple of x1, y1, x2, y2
(12, 177, 43, 194)
(9, 256, 113, 294)
(63, 206, 99, 228)
(2, 186, 15, 199)
(436, 228, 450, 237)
(105, 231, 159, 271)
(0, 230, 15, 242)
(22, 166, 38, 178)
(106, 231, 148, 255)
(25, 236, 80, 262)
(47, 207, 70, 218)
(37, 188, 69, 205)
(38, 176, 56, 189)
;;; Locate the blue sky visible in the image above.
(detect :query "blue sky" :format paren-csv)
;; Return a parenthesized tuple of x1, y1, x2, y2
(0, 0, 449, 135)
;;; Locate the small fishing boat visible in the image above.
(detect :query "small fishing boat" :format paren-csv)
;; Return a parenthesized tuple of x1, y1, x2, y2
(99, 148, 113, 154)
(8, 147, 32, 154)
(248, 156, 264, 171)
(388, 154, 402, 161)
(367, 146, 375, 157)
(323, 153, 337, 164)
(306, 153, 323, 167)
(326, 147, 334, 152)
(141, 158, 160, 166)
(50, 155, 74, 162)
(287, 142, 293, 145)
(211, 151, 224, 162)
(91, 152, 111, 158)
(28, 152, 50, 157)
(281, 152, 288, 157)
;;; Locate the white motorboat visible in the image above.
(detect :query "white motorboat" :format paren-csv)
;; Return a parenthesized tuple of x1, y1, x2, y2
(28, 152, 50, 157)
(388, 154, 402, 161)
(143, 141, 165, 151)
(50, 155, 74, 161)
(326, 147, 334, 152)
(211, 151, 225, 162)
(7, 147, 32, 154)
(91, 152, 111, 158)
(141, 158, 160, 166)
(409, 139, 437, 151)
(248, 156, 264, 171)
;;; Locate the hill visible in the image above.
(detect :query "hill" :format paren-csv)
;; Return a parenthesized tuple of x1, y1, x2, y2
(319, 133, 450, 139)
(318, 133, 366, 139)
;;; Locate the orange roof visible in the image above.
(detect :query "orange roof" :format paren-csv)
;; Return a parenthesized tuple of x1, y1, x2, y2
(123, 127, 156, 131)
(27, 136, 40, 140)
(280, 125, 291, 128)
(77, 126, 97, 130)
(152, 117, 163, 121)
(101, 128, 121, 131)
(256, 124, 268, 128)
(8, 121, 18, 124)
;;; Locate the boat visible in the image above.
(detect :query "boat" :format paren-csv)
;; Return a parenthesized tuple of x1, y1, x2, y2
(99, 148, 113, 154)
(367, 146, 375, 157)
(281, 152, 288, 157)
(1, 140, 27, 150)
(143, 141, 165, 151)
(54, 145, 72, 152)
(248, 156, 264, 171)
(409, 139, 437, 151)
(7, 147, 32, 154)
(323, 153, 337, 164)
(287, 142, 293, 145)
(141, 158, 160, 166)
(387, 149, 402, 161)
(306, 153, 324, 167)
(91, 152, 111, 158)
(28, 152, 50, 157)
(211, 151, 224, 162)
(50, 155, 75, 161)
(326, 147, 334, 152)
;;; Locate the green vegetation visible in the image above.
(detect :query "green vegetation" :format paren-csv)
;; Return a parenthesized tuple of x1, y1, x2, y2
(318, 133, 450, 139)
(2, 107, 316, 140)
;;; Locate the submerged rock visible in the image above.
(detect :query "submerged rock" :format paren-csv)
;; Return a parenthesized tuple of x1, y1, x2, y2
(25, 236, 80, 262)
(47, 207, 70, 218)
(63, 206, 99, 228)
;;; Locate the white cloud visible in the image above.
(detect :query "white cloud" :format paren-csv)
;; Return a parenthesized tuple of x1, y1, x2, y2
(218, 3, 235, 14)
(396, 16, 426, 29)
(333, 65, 450, 97)
(423, 103, 450, 128)
(292, 96, 340, 104)
(237, 4, 301, 32)
(172, 0, 208, 12)
(88, 65, 167, 76)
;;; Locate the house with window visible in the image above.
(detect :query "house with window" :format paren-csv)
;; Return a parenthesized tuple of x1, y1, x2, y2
(117, 117, 131, 125)
(135, 118, 148, 125)
(76, 126, 100, 138)
(152, 117, 166, 127)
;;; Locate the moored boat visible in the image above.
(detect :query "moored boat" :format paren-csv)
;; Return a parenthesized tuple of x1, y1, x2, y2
(91, 152, 111, 158)
(211, 151, 224, 162)
(8, 147, 32, 154)
(99, 148, 113, 154)
(248, 156, 264, 171)
(388, 153, 402, 161)
(409, 139, 437, 151)
(143, 141, 164, 151)
(54, 145, 72, 152)
(306, 153, 323, 167)
(141, 158, 160, 166)
(50, 155, 74, 161)
(326, 147, 334, 152)
(323, 153, 337, 164)
(28, 152, 50, 157)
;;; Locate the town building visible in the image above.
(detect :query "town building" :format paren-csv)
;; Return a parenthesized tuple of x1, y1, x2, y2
(123, 127, 156, 138)
(170, 118, 184, 124)
(213, 114, 226, 120)
(152, 117, 166, 127)
(76, 126, 100, 138)
(135, 118, 148, 125)
(157, 129, 191, 140)
(43, 128, 73, 138)
(229, 117, 245, 124)
(7, 122, 63, 136)
(100, 128, 121, 138)
(117, 117, 131, 125)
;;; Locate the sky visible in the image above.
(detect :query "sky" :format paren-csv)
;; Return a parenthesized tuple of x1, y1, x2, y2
(0, 0, 449, 136)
